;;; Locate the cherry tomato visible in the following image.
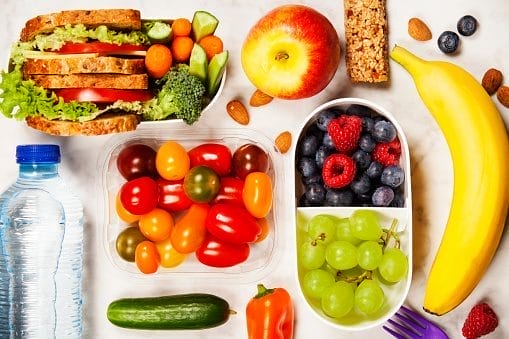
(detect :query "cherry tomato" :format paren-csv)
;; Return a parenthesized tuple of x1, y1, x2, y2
(232, 144, 269, 179)
(156, 141, 190, 180)
(138, 208, 174, 242)
(56, 88, 153, 104)
(195, 234, 250, 267)
(119, 177, 159, 215)
(205, 203, 261, 244)
(183, 166, 220, 203)
(135, 240, 160, 274)
(170, 203, 209, 254)
(242, 172, 273, 218)
(188, 143, 232, 176)
(255, 218, 270, 243)
(155, 236, 187, 268)
(117, 144, 157, 181)
(157, 178, 193, 212)
(115, 192, 140, 223)
(211, 177, 244, 206)
(115, 226, 147, 262)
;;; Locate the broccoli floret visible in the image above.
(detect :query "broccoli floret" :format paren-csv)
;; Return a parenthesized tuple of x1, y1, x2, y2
(144, 64, 206, 124)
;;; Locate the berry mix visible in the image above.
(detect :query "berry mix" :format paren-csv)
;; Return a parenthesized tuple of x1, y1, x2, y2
(296, 104, 405, 207)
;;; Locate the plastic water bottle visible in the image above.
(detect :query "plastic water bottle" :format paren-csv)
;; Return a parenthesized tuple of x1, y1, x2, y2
(0, 144, 84, 338)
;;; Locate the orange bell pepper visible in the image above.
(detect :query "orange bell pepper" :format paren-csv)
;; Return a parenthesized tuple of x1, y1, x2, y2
(246, 284, 294, 339)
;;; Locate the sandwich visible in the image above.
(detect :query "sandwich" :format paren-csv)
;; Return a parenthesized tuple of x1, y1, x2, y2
(0, 9, 227, 136)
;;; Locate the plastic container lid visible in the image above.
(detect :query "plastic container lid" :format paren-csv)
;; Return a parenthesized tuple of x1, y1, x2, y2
(16, 144, 61, 164)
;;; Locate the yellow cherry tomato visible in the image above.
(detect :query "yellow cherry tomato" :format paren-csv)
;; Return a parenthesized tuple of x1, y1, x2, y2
(138, 208, 174, 242)
(255, 217, 270, 243)
(115, 192, 140, 223)
(242, 172, 273, 218)
(170, 203, 209, 254)
(156, 141, 190, 180)
(155, 236, 187, 268)
(135, 241, 160, 274)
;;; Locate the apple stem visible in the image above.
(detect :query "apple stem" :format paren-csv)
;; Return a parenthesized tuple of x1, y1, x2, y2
(275, 52, 289, 61)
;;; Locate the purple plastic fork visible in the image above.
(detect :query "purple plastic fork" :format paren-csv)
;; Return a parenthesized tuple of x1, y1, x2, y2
(382, 305, 449, 339)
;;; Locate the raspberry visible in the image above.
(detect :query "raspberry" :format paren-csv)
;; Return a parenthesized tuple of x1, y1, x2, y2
(321, 153, 357, 189)
(372, 139, 401, 166)
(327, 114, 362, 153)
(462, 303, 498, 339)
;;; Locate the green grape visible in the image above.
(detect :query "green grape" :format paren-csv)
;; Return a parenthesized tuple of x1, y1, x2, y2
(321, 262, 339, 277)
(299, 240, 326, 270)
(378, 248, 408, 283)
(321, 281, 355, 318)
(325, 240, 358, 270)
(308, 214, 337, 245)
(354, 279, 385, 315)
(357, 241, 383, 270)
(302, 269, 335, 299)
(349, 210, 383, 241)
(335, 218, 361, 245)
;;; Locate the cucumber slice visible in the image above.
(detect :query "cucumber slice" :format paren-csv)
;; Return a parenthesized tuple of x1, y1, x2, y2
(207, 50, 228, 96)
(191, 11, 219, 42)
(189, 43, 208, 85)
(146, 21, 172, 43)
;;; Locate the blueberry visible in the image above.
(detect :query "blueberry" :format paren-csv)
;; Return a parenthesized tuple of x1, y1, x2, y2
(322, 133, 335, 149)
(372, 186, 395, 206)
(366, 161, 384, 179)
(380, 165, 405, 188)
(303, 173, 322, 186)
(315, 145, 332, 168)
(316, 109, 337, 131)
(352, 150, 371, 170)
(305, 182, 326, 204)
(299, 193, 316, 207)
(297, 157, 317, 177)
(299, 134, 319, 156)
(325, 188, 354, 206)
(373, 120, 397, 142)
(346, 104, 375, 117)
(350, 173, 371, 195)
(390, 191, 405, 207)
(361, 116, 375, 134)
(358, 134, 376, 152)
(438, 31, 460, 54)
(355, 190, 374, 206)
(457, 15, 477, 36)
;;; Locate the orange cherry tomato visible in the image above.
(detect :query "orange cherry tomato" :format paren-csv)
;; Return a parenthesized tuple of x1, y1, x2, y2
(242, 172, 273, 218)
(135, 241, 160, 274)
(156, 236, 187, 268)
(115, 192, 140, 223)
(170, 203, 210, 254)
(155, 141, 190, 180)
(138, 208, 174, 242)
(255, 217, 270, 243)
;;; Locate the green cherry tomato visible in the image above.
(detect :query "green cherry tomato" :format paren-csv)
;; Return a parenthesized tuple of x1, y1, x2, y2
(115, 226, 148, 262)
(183, 166, 220, 203)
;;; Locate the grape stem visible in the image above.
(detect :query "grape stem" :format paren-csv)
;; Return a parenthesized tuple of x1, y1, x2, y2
(337, 270, 372, 283)
(381, 218, 400, 251)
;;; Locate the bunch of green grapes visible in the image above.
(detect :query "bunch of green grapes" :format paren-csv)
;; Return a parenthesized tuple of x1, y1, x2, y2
(298, 210, 408, 319)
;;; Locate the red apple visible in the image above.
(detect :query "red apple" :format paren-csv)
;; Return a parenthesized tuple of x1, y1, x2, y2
(241, 5, 340, 100)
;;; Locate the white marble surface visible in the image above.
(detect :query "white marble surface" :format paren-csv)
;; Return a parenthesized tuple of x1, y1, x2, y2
(0, 0, 508, 338)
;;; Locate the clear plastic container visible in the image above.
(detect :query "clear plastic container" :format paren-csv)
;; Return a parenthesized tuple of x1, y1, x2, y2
(97, 125, 286, 283)
(293, 98, 413, 331)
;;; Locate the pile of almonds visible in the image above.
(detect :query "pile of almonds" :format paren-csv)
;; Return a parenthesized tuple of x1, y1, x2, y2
(482, 69, 509, 108)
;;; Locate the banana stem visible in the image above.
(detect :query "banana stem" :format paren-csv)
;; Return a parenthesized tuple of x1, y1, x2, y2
(389, 45, 426, 73)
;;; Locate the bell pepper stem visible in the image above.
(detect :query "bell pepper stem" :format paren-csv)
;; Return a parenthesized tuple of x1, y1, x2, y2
(255, 284, 275, 299)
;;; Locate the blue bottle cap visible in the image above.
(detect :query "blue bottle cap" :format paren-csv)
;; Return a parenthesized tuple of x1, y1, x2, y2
(16, 144, 61, 164)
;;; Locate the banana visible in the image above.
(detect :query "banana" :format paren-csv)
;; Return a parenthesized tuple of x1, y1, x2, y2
(390, 45, 509, 315)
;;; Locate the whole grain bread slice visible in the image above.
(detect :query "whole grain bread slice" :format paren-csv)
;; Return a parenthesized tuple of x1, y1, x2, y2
(23, 56, 146, 75)
(27, 73, 149, 89)
(20, 9, 142, 42)
(25, 114, 140, 136)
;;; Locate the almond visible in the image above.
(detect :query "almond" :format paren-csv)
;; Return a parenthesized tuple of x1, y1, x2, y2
(249, 89, 274, 107)
(408, 17, 432, 41)
(226, 99, 250, 125)
(496, 85, 509, 108)
(275, 131, 292, 154)
(482, 68, 503, 95)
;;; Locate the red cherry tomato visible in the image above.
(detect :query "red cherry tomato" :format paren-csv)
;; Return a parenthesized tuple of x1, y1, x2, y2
(117, 144, 158, 180)
(211, 177, 244, 206)
(242, 172, 273, 218)
(135, 240, 160, 274)
(170, 203, 210, 254)
(232, 144, 269, 179)
(205, 203, 261, 244)
(55, 88, 153, 103)
(157, 178, 193, 212)
(119, 177, 159, 215)
(195, 234, 250, 267)
(188, 143, 232, 176)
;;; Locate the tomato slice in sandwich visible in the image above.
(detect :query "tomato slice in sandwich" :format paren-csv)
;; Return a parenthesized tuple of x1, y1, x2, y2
(55, 88, 153, 103)
(57, 42, 148, 54)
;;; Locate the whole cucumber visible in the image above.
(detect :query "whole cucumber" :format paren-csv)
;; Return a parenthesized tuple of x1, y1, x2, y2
(107, 293, 232, 330)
